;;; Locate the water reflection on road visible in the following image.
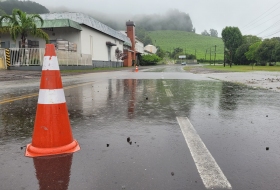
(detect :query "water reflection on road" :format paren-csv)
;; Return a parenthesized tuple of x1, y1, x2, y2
(33, 154, 73, 190)
(0, 70, 280, 189)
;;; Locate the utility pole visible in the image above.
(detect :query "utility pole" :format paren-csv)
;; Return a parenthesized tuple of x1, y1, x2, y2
(195, 49, 196, 59)
(205, 49, 207, 62)
(214, 45, 216, 66)
(210, 48, 212, 65)
(224, 46, 225, 67)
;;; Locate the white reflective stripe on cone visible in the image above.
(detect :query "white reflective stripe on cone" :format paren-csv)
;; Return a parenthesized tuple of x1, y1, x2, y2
(38, 89, 66, 104)
(42, 56, 60, 71)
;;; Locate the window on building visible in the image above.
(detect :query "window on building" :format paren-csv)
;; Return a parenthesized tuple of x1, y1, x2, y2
(0, 42, 5, 48)
(107, 46, 111, 61)
(1, 41, 10, 48)
(19, 40, 39, 48)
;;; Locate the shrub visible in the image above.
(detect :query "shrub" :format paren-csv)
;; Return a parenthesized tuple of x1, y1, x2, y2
(140, 54, 162, 66)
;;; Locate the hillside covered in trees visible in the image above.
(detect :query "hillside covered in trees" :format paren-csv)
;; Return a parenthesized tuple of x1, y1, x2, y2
(0, 0, 49, 14)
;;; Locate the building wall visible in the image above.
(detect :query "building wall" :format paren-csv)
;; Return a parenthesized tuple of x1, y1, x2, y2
(144, 45, 157, 54)
(0, 26, 125, 63)
(80, 25, 124, 62)
(0, 17, 133, 68)
(0, 28, 81, 53)
(0, 33, 18, 48)
(43, 28, 81, 53)
(126, 23, 136, 61)
(135, 39, 144, 54)
(124, 50, 132, 67)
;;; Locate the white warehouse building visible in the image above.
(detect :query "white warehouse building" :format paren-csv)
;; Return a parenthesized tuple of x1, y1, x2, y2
(0, 12, 139, 69)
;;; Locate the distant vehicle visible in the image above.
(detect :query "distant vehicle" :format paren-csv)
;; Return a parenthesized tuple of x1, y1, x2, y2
(181, 62, 186, 65)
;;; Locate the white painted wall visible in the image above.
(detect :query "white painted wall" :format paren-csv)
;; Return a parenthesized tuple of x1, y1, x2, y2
(0, 33, 18, 48)
(144, 45, 157, 54)
(80, 25, 124, 61)
(0, 27, 81, 52)
(42, 28, 81, 53)
(1, 25, 125, 62)
(135, 39, 144, 54)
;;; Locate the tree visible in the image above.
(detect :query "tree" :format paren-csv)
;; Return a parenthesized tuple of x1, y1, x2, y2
(209, 29, 218, 37)
(192, 27, 196, 33)
(245, 41, 262, 68)
(201, 30, 210, 36)
(0, 9, 49, 48)
(170, 47, 184, 59)
(115, 47, 127, 61)
(256, 38, 280, 65)
(273, 43, 280, 62)
(143, 35, 153, 46)
(243, 35, 261, 45)
(235, 43, 251, 65)
(156, 46, 165, 59)
(135, 26, 153, 46)
(0, 9, 6, 16)
(221, 26, 243, 67)
(234, 35, 262, 66)
(140, 54, 161, 66)
(0, 0, 49, 14)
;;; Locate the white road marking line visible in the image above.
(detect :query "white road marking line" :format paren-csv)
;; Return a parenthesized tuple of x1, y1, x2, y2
(176, 117, 232, 189)
(165, 89, 173, 97)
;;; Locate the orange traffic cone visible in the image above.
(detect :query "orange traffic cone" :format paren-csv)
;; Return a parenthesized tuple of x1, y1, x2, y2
(25, 44, 80, 157)
(135, 66, 138, 72)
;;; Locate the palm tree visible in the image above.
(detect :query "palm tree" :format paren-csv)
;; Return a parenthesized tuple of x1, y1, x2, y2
(0, 8, 49, 48)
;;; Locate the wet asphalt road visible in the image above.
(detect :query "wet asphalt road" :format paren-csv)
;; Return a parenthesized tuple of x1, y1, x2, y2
(1, 65, 280, 190)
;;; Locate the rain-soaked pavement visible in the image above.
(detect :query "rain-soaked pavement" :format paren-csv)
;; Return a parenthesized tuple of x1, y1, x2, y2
(1, 64, 280, 190)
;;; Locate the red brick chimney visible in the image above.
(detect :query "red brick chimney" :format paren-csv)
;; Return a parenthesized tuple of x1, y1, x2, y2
(126, 21, 136, 61)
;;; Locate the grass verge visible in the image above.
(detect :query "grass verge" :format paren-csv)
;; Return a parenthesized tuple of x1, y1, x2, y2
(204, 65, 280, 72)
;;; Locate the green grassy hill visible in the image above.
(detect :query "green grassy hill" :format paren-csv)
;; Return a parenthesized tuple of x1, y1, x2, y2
(148, 30, 224, 61)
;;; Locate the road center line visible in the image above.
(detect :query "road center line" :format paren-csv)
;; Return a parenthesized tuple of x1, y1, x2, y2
(0, 82, 94, 105)
(176, 117, 232, 189)
(165, 89, 173, 97)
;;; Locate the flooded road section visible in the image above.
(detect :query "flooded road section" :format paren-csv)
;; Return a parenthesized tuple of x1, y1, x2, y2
(1, 67, 280, 190)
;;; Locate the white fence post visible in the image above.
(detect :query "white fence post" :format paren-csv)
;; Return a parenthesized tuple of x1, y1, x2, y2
(8, 48, 92, 67)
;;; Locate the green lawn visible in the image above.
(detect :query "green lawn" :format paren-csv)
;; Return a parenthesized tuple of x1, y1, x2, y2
(148, 30, 224, 60)
(204, 65, 280, 72)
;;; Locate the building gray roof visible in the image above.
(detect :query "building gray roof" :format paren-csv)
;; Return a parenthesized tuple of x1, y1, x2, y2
(40, 12, 132, 47)
(38, 19, 82, 30)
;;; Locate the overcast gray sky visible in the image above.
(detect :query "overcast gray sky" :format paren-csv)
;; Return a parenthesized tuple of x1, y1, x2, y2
(34, 0, 280, 38)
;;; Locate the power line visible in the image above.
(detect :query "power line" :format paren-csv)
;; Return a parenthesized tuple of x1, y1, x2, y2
(243, 13, 280, 33)
(256, 20, 280, 36)
(261, 28, 280, 38)
(243, 5, 280, 31)
(242, 1, 280, 30)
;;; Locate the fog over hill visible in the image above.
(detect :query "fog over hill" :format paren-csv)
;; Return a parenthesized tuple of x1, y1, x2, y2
(48, 7, 194, 32)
